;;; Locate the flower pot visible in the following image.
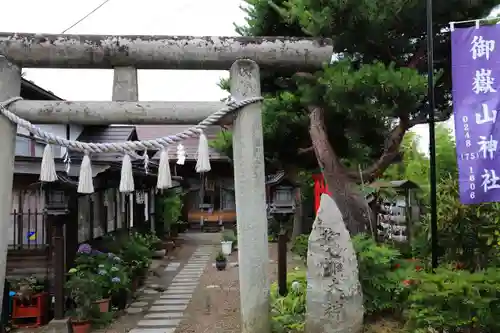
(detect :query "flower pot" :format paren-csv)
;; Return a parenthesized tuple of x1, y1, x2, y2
(111, 289, 128, 310)
(221, 241, 233, 256)
(152, 249, 166, 259)
(12, 292, 48, 328)
(94, 298, 110, 312)
(215, 259, 227, 271)
(71, 320, 92, 333)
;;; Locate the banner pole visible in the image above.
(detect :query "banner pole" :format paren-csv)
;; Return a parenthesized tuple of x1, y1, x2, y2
(426, 0, 439, 270)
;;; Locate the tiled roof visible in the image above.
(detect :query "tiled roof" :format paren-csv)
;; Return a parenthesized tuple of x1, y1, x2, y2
(70, 125, 137, 162)
(135, 125, 229, 161)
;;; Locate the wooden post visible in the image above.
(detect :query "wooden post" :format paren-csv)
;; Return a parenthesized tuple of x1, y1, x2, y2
(52, 215, 66, 320)
(230, 59, 270, 333)
(278, 231, 288, 296)
(0, 56, 21, 320)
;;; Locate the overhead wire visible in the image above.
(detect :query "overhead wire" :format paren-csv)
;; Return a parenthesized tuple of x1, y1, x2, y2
(61, 0, 112, 33)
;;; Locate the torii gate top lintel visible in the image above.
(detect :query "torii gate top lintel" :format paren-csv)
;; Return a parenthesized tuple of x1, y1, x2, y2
(0, 32, 333, 71)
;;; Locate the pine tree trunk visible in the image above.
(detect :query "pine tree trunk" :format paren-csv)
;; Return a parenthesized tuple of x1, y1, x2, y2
(308, 105, 373, 236)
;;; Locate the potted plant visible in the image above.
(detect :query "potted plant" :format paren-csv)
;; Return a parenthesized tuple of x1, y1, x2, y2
(120, 234, 152, 288)
(66, 272, 102, 333)
(221, 229, 236, 256)
(11, 276, 48, 328)
(177, 220, 188, 233)
(215, 251, 227, 271)
(94, 254, 129, 312)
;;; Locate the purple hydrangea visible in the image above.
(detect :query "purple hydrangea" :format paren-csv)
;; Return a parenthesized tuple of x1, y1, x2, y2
(77, 243, 92, 254)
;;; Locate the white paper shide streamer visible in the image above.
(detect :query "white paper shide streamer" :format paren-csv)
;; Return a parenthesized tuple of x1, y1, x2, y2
(176, 144, 186, 165)
(78, 154, 94, 194)
(195, 131, 211, 173)
(119, 154, 135, 193)
(157, 148, 172, 189)
(0, 95, 262, 195)
(40, 145, 58, 182)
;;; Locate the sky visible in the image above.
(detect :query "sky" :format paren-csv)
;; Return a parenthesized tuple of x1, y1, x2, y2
(0, 0, 445, 153)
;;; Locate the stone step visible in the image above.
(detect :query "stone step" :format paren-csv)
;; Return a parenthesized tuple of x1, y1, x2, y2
(162, 290, 194, 295)
(160, 294, 192, 300)
(137, 318, 183, 328)
(154, 299, 190, 305)
(145, 312, 184, 319)
(149, 304, 187, 312)
(129, 301, 149, 308)
(129, 328, 175, 333)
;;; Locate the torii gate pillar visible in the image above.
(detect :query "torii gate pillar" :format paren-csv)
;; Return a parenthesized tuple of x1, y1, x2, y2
(0, 56, 20, 309)
(230, 59, 270, 333)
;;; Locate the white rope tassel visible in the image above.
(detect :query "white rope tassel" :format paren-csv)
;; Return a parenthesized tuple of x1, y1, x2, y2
(78, 154, 94, 194)
(157, 148, 172, 189)
(196, 131, 211, 173)
(40, 144, 58, 182)
(119, 154, 135, 193)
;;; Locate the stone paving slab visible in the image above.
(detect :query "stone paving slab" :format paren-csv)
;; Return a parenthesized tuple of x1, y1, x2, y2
(124, 243, 215, 333)
(138, 318, 183, 327)
(159, 294, 192, 300)
(154, 299, 190, 305)
(129, 328, 175, 333)
(150, 304, 188, 312)
(145, 312, 185, 319)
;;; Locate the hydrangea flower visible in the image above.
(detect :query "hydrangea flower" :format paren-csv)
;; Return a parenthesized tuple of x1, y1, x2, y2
(111, 277, 121, 283)
(77, 243, 92, 254)
(98, 270, 107, 276)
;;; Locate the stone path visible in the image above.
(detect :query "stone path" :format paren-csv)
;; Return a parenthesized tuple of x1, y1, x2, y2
(128, 245, 214, 333)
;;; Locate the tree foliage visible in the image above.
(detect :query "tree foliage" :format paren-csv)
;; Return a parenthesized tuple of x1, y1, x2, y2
(213, 0, 497, 233)
(215, 0, 496, 171)
(384, 124, 457, 195)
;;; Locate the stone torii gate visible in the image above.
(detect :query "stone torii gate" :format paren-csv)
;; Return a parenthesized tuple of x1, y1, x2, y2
(0, 33, 332, 333)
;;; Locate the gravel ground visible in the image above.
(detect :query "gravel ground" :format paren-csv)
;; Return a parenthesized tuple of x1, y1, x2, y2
(175, 243, 304, 333)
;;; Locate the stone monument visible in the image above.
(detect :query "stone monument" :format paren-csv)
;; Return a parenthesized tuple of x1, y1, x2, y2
(306, 194, 364, 333)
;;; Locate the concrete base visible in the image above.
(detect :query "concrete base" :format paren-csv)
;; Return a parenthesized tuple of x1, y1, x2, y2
(45, 318, 71, 333)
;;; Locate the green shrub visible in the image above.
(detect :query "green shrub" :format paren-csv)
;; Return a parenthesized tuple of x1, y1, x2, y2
(158, 191, 183, 229)
(353, 234, 418, 316)
(290, 234, 308, 261)
(270, 270, 306, 333)
(221, 229, 236, 242)
(405, 267, 500, 333)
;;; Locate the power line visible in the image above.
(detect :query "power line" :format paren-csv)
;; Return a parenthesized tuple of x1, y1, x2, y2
(61, 0, 112, 33)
